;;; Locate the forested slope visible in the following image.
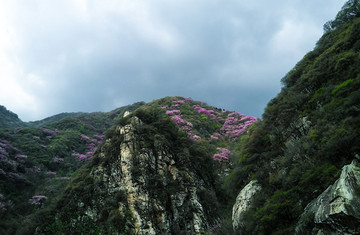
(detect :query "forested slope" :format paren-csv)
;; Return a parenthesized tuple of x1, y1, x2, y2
(226, 1, 360, 233)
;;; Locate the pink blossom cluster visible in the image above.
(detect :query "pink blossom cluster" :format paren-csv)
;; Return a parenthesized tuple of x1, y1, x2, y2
(166, 110, 181, 115)
(213, 147, 231, 161)
(29, 195, 47, 205)
(193, 105, 215, 117)
(160, 106, 167, 109)
(163, 105, 200, 141)
(72, 152, 88, 160)
(210, 133, 222, 141)
(93, 134, 105, 140)
(190, 135, 201, 141)
(174, 100, 185, 104)
(0, 140, 20, 153)
(81, 134, 90, 141)
(72, 133, 104, 161)
(220, 113, 257, 138)
(171, 115, 193, 133)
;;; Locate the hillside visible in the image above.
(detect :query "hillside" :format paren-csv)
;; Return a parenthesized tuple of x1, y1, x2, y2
(0, 1, 359, 234)
(0, 105, 24, 129)
(225, 1, 360, 234)
(0, 98, 256, 234)
(0, 102, 144, 234)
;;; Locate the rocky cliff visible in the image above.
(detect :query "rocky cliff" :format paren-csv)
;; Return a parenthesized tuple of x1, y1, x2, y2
(35, 108, 220, 234)
(296, 158, 360, 234)
(232, 180, 261, 233)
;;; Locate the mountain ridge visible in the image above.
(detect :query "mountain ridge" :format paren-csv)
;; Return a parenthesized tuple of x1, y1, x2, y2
(0, 1, 359, 234)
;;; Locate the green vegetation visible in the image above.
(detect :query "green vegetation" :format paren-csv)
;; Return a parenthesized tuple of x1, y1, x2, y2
(224, 1, 360, 233)
(1, 1, 359, 234)
(0, 102, 144, 235)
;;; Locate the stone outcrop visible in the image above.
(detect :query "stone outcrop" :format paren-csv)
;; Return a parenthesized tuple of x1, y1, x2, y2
(296, 159, 360, 234)
(74, 116, 213, 234)
(232, 180, 261, 232)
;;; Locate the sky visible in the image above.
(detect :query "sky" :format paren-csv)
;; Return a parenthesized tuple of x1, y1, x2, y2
(0, 0, 347, 121)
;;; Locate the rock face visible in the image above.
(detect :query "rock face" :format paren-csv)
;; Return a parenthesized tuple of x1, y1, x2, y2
(232, 180, 261, 232)
(296, 159, 360, 234)
(61, 116, 215, 234)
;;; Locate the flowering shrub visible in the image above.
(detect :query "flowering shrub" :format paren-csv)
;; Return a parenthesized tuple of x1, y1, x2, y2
(210, 133, 222, 141)
(220, 113, 257, 138)
(166, 110, 181, 115)
(174, 100, 185, 104)
(93, 134, 104, 140)
(171, 115, 193, 134)
(72, 152, 88, 160)
(213, 147, 231, 161)
(190, 135, 201, 141)
(193, 105, 215, 117)
(81, 134, 90, 141)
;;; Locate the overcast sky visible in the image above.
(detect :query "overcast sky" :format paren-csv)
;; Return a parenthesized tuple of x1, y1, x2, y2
(0, 0, 346, 121)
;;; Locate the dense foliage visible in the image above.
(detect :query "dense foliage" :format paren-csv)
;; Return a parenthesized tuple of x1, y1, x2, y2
(0, 105, 24, 129)
(225, 2, 360, 233)
(0, 102, 143, 234)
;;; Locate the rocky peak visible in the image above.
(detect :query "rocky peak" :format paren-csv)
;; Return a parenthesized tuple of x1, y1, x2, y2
(42, 111, 220, 234)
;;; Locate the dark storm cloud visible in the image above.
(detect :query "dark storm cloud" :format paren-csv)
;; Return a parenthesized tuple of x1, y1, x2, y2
(0, 0, 346, 121)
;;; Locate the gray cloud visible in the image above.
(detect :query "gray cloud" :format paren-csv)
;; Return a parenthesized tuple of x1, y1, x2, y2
(0, 0, 346, 121)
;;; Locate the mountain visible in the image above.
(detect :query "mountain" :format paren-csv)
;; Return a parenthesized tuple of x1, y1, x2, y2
(1, 1, 360, 234)
(0, 105, 24, 129)
(11, 96, 257, 234)
(0, 102, 144, 234)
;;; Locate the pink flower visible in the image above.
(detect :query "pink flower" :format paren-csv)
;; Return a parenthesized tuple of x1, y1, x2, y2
(213, 148, 231, 161)
(210, 133, 222, 140)
(15, 154, 28, 159)
(166, 110, 181, 115)
(190, 135, 201, 141)
(81, 134, 90, 141)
